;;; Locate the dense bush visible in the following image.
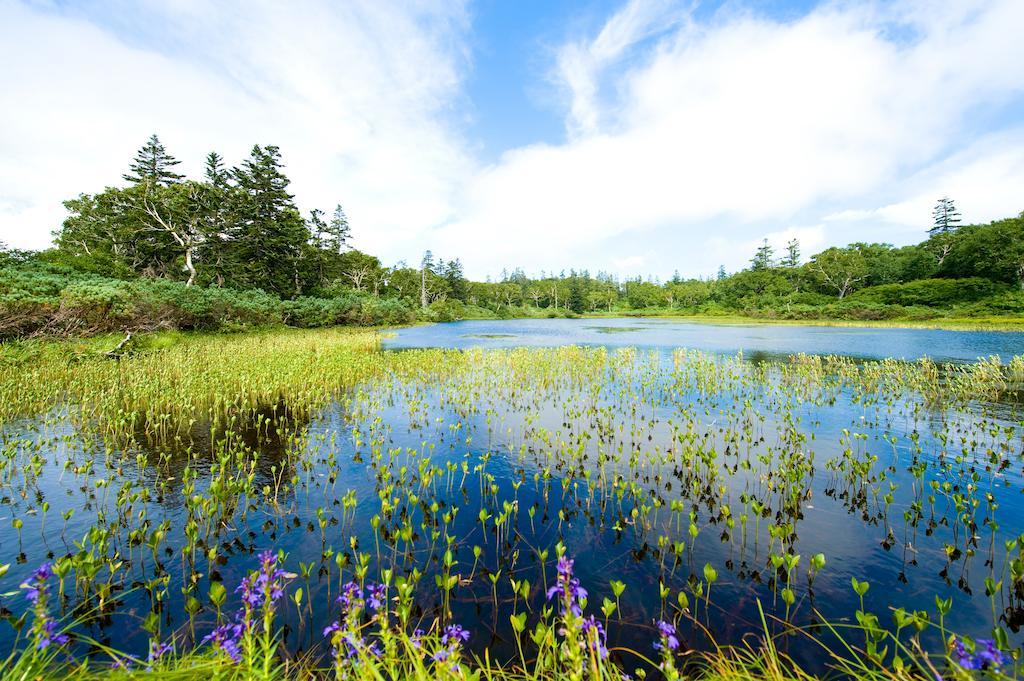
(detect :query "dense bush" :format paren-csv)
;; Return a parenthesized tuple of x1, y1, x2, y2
(427, 298, 467, 322)
(848, 278, 1005, 307)
(0, 263, 415, 339)
(954, 291, 1024, 316)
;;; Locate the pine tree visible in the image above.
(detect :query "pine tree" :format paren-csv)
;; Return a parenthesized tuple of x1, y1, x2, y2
(782, 239, 800, 268)
(750, 239, 775, 270)
(567, 276, 586, 313)
(325, 204, 351, 253)
(123, 134, 184, 185)
(204, 151, 228, 188)
(717, 265, 727, 280)
(227, 145, 310, 296)
(930, 197, 962, 235)
(444, 259, 468, 301)
(420, 250, 434, 308)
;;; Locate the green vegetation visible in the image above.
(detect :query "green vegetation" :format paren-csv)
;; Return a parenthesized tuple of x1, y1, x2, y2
(1, 328, 1022, 679)
(1, 137, 1022, 338)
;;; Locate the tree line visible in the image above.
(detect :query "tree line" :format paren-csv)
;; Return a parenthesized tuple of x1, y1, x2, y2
(4, 135, 1024, 332)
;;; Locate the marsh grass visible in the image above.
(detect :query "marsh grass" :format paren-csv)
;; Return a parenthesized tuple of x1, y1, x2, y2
(0, 327, 1022, 679)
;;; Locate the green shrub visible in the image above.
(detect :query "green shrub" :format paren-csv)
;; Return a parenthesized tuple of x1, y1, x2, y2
(58, 281, 135, 328)
(427, 299, 466, 323)
(0, 262, 415, 339)
(848, 278, 1005, 307)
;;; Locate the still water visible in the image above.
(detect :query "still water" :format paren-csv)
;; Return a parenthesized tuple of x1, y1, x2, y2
(2, 319, 1023, 673)
(385, 317, 1024, 362)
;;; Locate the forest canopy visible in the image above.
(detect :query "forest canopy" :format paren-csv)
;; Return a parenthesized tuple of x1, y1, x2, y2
(2, 134, 1023, 338)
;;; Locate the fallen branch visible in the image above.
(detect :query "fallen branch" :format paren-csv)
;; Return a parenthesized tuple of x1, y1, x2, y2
(105, 332, 133, 358)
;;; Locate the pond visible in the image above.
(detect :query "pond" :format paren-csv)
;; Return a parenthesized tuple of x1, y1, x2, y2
(386, 317, 1024, 363)
(1, 322, 1023, 675)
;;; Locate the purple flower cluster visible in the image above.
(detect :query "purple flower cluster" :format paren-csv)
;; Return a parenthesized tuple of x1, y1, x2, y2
(22, 563, 53, 605)
(21, 562, 69, 651)
(145, 639, 174, 671)
(366, 582, 387, 611)
(338, 581, 362, 611)
(238, 551, 289, 609)
(203, 622, 244, 663)
(546, 556, 588, 616)
(580, 615, 608, 659)
(37, 619, 70, 651)
(952, 638, 1008, 671)
(323, 580, 390, 662)
(334, 580, 387, 614)
(432, 624, 470, 669)
(322, 622, 382, 661)
(653, 620, 680, 652)
(148, 640, 173, 662)
(201, 551, 292, 663)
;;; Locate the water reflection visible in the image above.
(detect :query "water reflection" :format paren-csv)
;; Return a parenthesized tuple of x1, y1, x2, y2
(0, 334, 1022, 674)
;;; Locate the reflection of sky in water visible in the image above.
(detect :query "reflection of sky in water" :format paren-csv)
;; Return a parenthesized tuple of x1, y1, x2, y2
(1, 324, 1022, 671)
(387, 318, 1024, 363)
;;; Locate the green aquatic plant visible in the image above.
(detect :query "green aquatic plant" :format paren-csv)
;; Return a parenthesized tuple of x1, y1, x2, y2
(1, 327, 1023, 679)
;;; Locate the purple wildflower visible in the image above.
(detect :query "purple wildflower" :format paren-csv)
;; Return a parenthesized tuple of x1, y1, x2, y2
(337, 581, 363, 612)
(203, 622, 243, 663)
(37, 620, 69, 650)
(442, 624, 471, 645)
(545, 555, 588, 616)
(341, 633, 362, 658)
(238, 551, 289, 610)
(953, 638, 1008, 671)
(148, 639, 173, 662)
(21, 562, 53, 605)
(581, 615, 608, 659)
(654, 619, 680, 651)
(366, 582, 386, 611)
(22, 562, 69, 651)
(410, 628, 425, 649)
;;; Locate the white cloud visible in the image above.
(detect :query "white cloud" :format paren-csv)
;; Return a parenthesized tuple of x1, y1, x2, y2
(821, 131, 1024, 238)
(433, 0, 1024, 278)
(556, 0, 689, 138)
(0, 0, 473, 258)
(2, 0, 1023, 280)
(611, 254, 648, 274)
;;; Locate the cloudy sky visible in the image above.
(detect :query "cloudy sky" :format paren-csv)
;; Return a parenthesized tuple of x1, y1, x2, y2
(1, 0, 1022, 280)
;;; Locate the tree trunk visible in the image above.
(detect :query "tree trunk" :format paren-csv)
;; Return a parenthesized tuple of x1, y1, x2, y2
(184, 245, 196, 287)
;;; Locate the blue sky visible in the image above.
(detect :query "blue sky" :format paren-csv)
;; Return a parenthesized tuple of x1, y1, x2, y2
(462, 0, 828, 163)
(1, 0, 1023, 280)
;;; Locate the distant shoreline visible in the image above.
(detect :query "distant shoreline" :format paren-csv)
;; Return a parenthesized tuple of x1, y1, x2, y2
(459, 311, 1024, 333)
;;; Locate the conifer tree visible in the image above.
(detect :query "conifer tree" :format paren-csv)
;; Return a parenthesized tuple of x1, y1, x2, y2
(444, 259, 468, 301)
(420, 250, 434, 308)
(750, 239, 774, 270)
(325, 205, 351, 253)
(227, 145, 310, 296)
(123, 134, 184, 185)
(782, 239, 800, 267)
(204, 151, 228, 188)
(930, 197, 962, 235)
